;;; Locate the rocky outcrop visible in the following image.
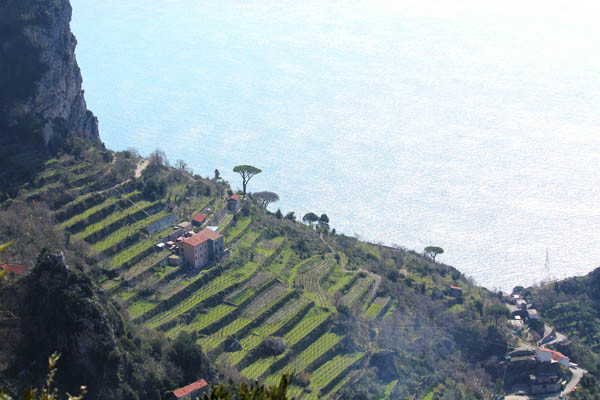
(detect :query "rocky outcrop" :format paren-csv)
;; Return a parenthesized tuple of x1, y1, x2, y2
(0, 0, 99, 144)
(0, 249, 123, 399)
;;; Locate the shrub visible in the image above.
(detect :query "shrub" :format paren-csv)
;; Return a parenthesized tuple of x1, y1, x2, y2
(295, 372, 310, 387)
(257, 336, 286, 356)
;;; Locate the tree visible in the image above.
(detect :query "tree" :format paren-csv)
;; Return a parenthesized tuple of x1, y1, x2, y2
(233, 165, 262, 197)
(424, 246, 444, 262)
(214, 169, 221, 181)
(275, 209, 283, 219)
(302, 212, 319, 226)
(319, 214, 329, 225)
(254, 191, 279, 208)
(148, 149, 168, 169)
(175, 159, 187, 171)
(285, 212, 296, 221)
(486, 304, 510, 327)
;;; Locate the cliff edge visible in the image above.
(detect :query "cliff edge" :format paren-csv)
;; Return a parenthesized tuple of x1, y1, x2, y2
(0, 0, 99, 145)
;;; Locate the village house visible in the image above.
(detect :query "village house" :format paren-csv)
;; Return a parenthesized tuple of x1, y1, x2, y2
(449, 285, 462, 298)
(169, 380, 209, 400)
(529, 373, 561, 395)
(181, 228, 224, 268)
(536, 347, 570, 367)
(192, 212, 207, 227)
(508, 317, 524, 332)
(227, 194, 241, 212)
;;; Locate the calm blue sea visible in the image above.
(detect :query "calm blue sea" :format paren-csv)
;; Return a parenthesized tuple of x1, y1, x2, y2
(71, 0, 600, 291)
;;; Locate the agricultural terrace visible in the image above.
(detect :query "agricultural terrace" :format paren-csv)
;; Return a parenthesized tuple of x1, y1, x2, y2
(11, 149, 480, 399)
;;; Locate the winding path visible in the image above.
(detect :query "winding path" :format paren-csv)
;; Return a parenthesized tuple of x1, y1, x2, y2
(135, 160, 149, 178)
(319, 233, 382, 307)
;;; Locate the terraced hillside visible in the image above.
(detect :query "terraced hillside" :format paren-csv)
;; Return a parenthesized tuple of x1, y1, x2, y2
(3, 148, 512, 399)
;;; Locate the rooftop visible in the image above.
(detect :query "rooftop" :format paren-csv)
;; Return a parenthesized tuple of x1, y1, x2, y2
(198, 227, 223, 240)
(173, 380, 208, 399)
(193, 213, 207, 223)
(539, 347, 569, 361)
(229, 194, 241, 201)
(182, 228, 223, 247)
(0, 264, 28, 275)
(182, 233, 210, 247)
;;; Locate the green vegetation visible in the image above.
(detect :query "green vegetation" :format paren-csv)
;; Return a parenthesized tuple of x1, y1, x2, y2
(233, 165, 262, 196)
(1, 145, 523, 400)
(525, 269, 600, 399)
(424, 245, 444, 262)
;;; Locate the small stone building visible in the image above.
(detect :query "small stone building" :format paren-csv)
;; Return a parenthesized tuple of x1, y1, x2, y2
(192, 212, 207, 227)
(529, 373, 561, 395)
(227, 194, 241, 212)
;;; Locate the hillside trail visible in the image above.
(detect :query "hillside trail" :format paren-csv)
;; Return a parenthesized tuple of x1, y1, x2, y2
(319, 233, 382, 304)
(320, 232, 383, 399)
(135, 159, 149, 178)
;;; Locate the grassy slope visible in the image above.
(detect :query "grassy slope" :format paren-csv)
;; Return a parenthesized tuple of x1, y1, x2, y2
(3, 149, 513, 400)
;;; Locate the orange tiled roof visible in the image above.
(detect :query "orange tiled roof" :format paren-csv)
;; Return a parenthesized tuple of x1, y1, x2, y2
(173, 380, 208, 398)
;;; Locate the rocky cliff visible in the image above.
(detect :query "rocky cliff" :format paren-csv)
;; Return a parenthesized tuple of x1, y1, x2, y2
(0, 0, 99, 144)
(0, 249, 123, 398)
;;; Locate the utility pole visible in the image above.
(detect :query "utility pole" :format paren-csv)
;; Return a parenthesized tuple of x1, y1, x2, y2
(544, 248, 551, 282)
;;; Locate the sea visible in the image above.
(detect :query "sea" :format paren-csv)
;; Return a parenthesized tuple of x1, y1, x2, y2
(70, 0, 600, 291)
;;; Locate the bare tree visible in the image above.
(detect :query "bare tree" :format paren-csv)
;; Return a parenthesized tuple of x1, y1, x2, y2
(253, 191, 279, 208)
(176, 159, 188, 171)
(148, 149, 168, 169)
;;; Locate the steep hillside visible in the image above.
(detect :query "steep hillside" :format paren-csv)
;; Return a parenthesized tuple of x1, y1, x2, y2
(0, 0, 99, 200)
(0, 0, 99, 143)
(524, 270, 600, 399)
(1, 150, 515, 399)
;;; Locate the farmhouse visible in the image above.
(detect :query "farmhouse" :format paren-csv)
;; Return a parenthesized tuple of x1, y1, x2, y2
(169, 380, 209, 400)
(181, 228, 224, 268)
(227, 194, 241, 212)
(536, 347, 569, 367)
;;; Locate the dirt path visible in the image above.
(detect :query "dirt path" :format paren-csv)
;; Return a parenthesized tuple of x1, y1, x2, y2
(322, 231, 383, 399)
(135, 160, 149, 178)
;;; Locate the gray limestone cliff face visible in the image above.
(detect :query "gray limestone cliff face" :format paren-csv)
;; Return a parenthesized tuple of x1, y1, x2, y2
(0, 0, 99, 144)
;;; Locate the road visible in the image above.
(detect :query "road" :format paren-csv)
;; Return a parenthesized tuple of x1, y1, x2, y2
(562, 366, 586, 396)
(539, 323, 568, 347)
